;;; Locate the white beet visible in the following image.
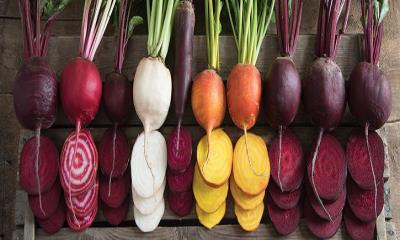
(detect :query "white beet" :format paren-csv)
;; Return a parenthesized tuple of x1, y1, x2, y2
(131, 130, 167, 198)
(134, 198, 165, 232)
(132, 178, 166, 215)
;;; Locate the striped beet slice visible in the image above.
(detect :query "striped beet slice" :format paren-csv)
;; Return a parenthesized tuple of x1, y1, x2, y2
(65, 178, 98, 217)
(66, 200, 98, 232)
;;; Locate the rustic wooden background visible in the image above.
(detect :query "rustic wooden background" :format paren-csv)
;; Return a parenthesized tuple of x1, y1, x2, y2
(0, 0, 399, 239)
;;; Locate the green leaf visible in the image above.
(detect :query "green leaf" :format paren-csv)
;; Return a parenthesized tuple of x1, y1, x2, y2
(127, 16, 143, 38)
(42, 0, 74, 18)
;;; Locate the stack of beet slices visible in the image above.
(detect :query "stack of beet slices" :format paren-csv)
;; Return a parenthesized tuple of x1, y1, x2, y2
(344, 129, 385, 240)
(166, 127, 194, 217)
(266, 129, 303, 235)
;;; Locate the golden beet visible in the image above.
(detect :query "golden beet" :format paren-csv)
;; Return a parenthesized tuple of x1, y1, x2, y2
(230, 177, 265, 210)
(234, 202, 264, 232)
(196, 201, 226, 230)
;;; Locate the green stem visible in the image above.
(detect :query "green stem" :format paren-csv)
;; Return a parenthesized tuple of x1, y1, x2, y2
(205, 0, 221, 71)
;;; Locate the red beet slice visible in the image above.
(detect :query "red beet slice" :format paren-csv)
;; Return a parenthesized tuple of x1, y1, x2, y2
(102, 197, 129, 226)
(267, 196, 300, 235)
(346, 128, 384, 190)
(344, 206, 376, 240)
(347, 177, 384, 222)
(167, 161, 194, 192)
(99, 127, 130, 177)
(269, 128, 304, 191)
(29, 181, 61, 219)
(60, 129, 98, 196)
(37, 201, 66, 235)
(167, 127, 192, 173)
(100, 171, 130, 208)
(167, 190, 193, 217)
(268, 179, 301, 210)
(307, 133, 346, 201)
(65, 178, 98, 217)
(304, 201, 342, 239)
(20, 136, 59, 194)
(66, 201, 98, 232)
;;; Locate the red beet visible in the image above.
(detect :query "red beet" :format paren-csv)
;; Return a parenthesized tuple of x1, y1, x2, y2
(100, 171, 130, 208)
(66, 200, 98, 232)
(344, 206, 376, 240)
(304, 201, 342, 239)
(37, 201, 66, 235)
(347, 177, 384, 222)
(99, 127, 130, 177)
(29, 181, 61, 219)
(102, 197, 129, 226)
(269, 128, 304, 191)
(167, 190, 193, 217)
(268, 180, 301, 210)
(167, 127, 192, 173)
(267, 196, 301, 236)
(167, 161, 194, 192)
(65, 178, 99, 217)
(346, 128, 384, 190)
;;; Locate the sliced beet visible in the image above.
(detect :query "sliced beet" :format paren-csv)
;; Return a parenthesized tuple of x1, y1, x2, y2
(66, 201, 98, 232)
(37, 201, 66, 235)
(267, 196, 300, 235)
(304, 201, 342, 239)
(307, 133, 346, 201)
(347, 177, 384, 222)
(346, 128, 384, 190)
(167, 190, 193, 217)
(268, 180, 301, 210)
(28, 181, 61, 219)
(65, 178, 98, 217)
(344, 206, 376, 240)
(99, 171, 130, 208)
(99, 127, 130, 177)
(167, 161, 194, 192)
(167, 126, 192, 173)
(102, 197, 129, 226)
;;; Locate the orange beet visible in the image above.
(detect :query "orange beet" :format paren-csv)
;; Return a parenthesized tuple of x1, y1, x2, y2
(227, 64, 261, 130)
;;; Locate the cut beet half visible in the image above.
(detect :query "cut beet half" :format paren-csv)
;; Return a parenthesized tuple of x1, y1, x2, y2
(66, 201, 98, 232)
(304, 201, 342, 239)
(347, 177, 384, 222)
(28, 181, 61, 219)
(269, 128, 304, 192)
(346, 128, 384, 190)
(266, 195, 301, 236)
(100, 171, 130, 208)
(167, 126, 192, 173)
(307, 133, 346, 201)
(167, 190, 193, 217)
(344, 206, 376, 240)
(167, 161, 194, 193)
(102, 197, 129, 226)
(65, 178, 99, 217)
(268, 179, 301, 210)
(37, 201, 66, 235)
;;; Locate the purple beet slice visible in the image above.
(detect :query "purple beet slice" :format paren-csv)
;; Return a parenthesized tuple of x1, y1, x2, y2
(267, 196, 300, 235)
(167, 161, 194, 192)
(344, 206, 376, 240)
(28, 181, 61, 219)
(304, 201, 342, 239)
(37, 201, 66, 235)
(99, 171, 130, 208)
(167, 126, 192, 173)
(268, 179, 301, 210)
(346, 128, 384, 190)
(167, 190, 193, 217)
(102, 197, 129, 226)
(269, 128, 304, 191)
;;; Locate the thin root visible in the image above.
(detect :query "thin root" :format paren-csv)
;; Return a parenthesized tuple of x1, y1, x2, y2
(201, 129, 212, 176)
(243, 127, 266, 177)
(277, 126, 284, 192)
(365, 123, 378, 218)
(144, 128, 155, 195)
(35, 127, 45, 216)
(108, 123, 118, 197)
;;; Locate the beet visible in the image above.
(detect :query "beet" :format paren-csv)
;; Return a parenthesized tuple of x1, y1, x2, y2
(348, 62, 392, 130)
(102, 197, 129, 226)
(267, 196, 301, 236)
(269, 128, 304, 191)
(346, 128, 384, 190)
(167, 161, 194, 192)
(66, 200, 98, 232)
(65, 178, 99, 217)
(14, 57, 58, 130)
(99, 127, 130, 177)
(167, 190, 193, 217)
(100, 171, 130, 208)
(37, 201, 66, 235)
(268, 180, 301, 210)
(29, 181, 61, 219)
(344, 206, 376, 240)
(304, 201, 342, 239)
(167, 127, 192, 173)
(347, 177, 384, 222)
(20, 136, 58, 194)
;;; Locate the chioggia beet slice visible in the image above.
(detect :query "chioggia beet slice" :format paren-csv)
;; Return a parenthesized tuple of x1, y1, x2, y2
(167, 190, 193, 217)
(134, 198, 165, 232)
(304, 201, 342, 239)
(28, 181, 61, 219)
(65, 178, 98, 217)
(100, 171, 130, 208)
(268, 179, 301, 210)
(66, 200, 98, 231)
(344, 206, 376, 240)
(102, 197, 130, 226)
(37, 201, 66, 235)
(266, 195, 301, 236)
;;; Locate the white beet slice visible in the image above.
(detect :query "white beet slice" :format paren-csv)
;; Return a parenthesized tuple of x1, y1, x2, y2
(134, 198, 165, 232)
(131, 130, 167, 198)
(132, 178, 166, 215)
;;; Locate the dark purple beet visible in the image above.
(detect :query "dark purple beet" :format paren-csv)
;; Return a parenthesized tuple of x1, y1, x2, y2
(102, 197, 129, 226)
(167, 127, 193, 173)
(14, 57, 58, 130)
(268, 180, 301, 210)
(264, 57, 301, 128)
(303, 57, 346, 130)
(99, 171, 130, 208)
(344, 206, 376, 240)
(304, 201, 342, 239)
(167, 161, 194, 192)
(28, 181, 61, 219)
(37, 201, 66, 235)
(103, 72, 133, 123)
(167, 190, 193, 217)
(267, 195, 301, 236)
(348, 62, 392, 130)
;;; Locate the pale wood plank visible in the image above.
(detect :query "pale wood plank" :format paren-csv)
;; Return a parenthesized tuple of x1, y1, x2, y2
(386, 222, 398, 240)
(23, 200, 35, 240)
(377, 211, 388, 240)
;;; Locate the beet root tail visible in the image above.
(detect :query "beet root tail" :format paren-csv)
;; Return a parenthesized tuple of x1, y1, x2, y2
(365, 123, 378, 218)
(277, 126, 284, 192)
(34, 127, 45, 216)
(143, 126, 155, 194)
(108, 123, 118, 197)
(70, 121, 81, 227)
(244, 127, 266, 177)
(201, 129, 212, 176)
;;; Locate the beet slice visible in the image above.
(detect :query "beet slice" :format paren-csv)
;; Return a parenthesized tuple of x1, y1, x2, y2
(167, 126, 192, 173)
(37, 201, 66, 235)
(344, 206, 376, 240)
(29, 181, 61, 219)
(304, 201, 342, 239)
(100, 171, 130, 208)
(167, 190, 193, 217)
(66, 201, 98, 232)
(99, 127, 130, 177)
(269, 128, 304, 191)
(167, 161, 194, 192)
(268, 180, 301, 210)
(20, 136, 59, 194)
(347, 177, 384, 222)
(346, 128, 384, 190)
(307, 133, 346, 201)
(65, 178, 98, 217)
(102, 197, 129, 226)
(266, 196, 300, 235)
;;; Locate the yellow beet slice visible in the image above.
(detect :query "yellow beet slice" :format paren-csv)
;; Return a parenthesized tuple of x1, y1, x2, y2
(197, 128, 233, 186)
(230, 177, 265, 210)
(193, 163, 228, 213)
(233, 132, 270, 195)
(196, 202, 226, 230)
(235, 201, 264, 232)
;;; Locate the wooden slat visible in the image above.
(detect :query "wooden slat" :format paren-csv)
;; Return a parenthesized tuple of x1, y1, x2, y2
(23, 201, 34, 240)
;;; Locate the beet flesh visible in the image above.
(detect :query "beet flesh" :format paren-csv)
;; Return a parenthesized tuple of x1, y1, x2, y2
(60, 57, 102, 126)
(102, 197, 129, 226)
(99, 171, 130, 208)
(307, 133, 346, 200)
(264, 57, 301, 128)
(20, 136, 58, 194)
(103, 72, 133, 123)
(29, 181, 61, 219)
(346, 128, 384, 190)
(65, 178, 99, 217)
(303, 57, 346, 130)
(269, 128, 304, 191)
(348, 62, 392, 129)
(14, 57, 58, 130)
(66, 200, 98, 231)
(304, 201, 342, 239)
(167, 161, 194, 192)
(99, 127, 130, 177)
(167, 190, 193, 217)
(37, 201, 66, 235)
(167, 126, 192, 173)
(267, 196, 301, 236)
(344, 206, 376, 240)
(268, 180, 301, 210)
